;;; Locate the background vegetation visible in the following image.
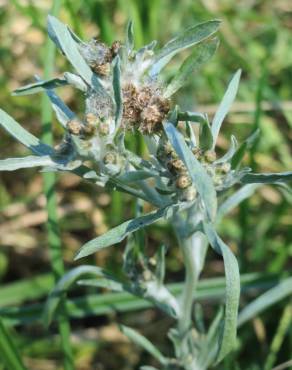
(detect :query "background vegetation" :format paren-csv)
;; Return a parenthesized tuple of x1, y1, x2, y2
(0, 0, 291, 369)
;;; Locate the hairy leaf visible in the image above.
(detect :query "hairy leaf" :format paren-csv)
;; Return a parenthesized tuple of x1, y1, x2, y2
(120, 325, 168, 365)
(0, 109, 54, 155)
(217, 184, 260, 221)
(199, 117, 213, 150)
(241, 172, 292, 184)
(164, 121, 217, 220)
(47, 16, 106, 94)
(178, 111, 208, 125)
(150, 20, 220, 76)
(211, 70, 241, 148)
(116, 170, 156, 183)
(214, 135, 238, 165)
(12, 77, 68, 96)
(203, 222, 240, 362)
(113, 55, 123, 128)
(231, 129, 260, 169)
(126, 20, 134, 52)
(164, 38, 218, 98)
(0, 156, 59, 171)
(75, 206, 172, 259)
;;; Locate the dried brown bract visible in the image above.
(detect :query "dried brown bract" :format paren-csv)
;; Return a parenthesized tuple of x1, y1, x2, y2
(121, 83, 170, 134)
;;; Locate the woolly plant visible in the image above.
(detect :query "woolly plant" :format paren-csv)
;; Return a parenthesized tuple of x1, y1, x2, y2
(0, 16, 291, 370)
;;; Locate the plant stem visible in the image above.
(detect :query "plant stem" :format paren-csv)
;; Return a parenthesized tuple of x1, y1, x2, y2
(172, 206, 207, 369)
(178, 235, 198, 335)
(41, 2, 74, 369)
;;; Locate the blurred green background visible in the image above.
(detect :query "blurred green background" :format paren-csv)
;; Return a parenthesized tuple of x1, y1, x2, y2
(0, 0, 291, 369)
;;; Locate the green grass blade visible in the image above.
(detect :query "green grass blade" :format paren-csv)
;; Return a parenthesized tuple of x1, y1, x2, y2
(41, 2, 75, 369)
(0, 273, 277, 327)
(264, 304, 292, 370)
(0, 318, 28, 370)
(238, 277, 292, 327)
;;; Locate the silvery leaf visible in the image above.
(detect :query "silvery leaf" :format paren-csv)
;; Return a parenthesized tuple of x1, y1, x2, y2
(12, 77, 68, 96)
(0, 155, 59, 171)
(120, 325, 168, 365)
(64, 72, 88, 91)
(0, 109, 54, 156)
(231, 129, 260, 169)
(126, 20, 134, 52)
(214, 135, 238, 165)
(164, 120, 217, 221)
(47, 16, 107, 95)
(199, 117, 213, 151)
(149, 20, 220, 77)
(217, 184, 260, 221)
(112, 56, 123, 128)
(74, 206, 173, 260)
(178, 111, 208, 125)
(164, 38, 219, 98)
(241, 171, 292, 184)
(211, 70, 241, 149)
(203, 222, 240, 363)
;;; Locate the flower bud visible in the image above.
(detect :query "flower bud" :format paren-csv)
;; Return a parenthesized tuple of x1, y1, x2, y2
(67, 119, 83, 135)
(204, 150, 217, 163)
(221, 162, 231, 173)
(176, 175, 191, 189)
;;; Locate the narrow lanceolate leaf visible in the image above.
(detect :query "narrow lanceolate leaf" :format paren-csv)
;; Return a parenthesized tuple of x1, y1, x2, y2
(44, 265, 115, 326)
(75, 207, 169, 259)
(149, 20, 220, 76)
(164, 38, 218, 98)
(217, 184, 260, 221)
(0, 156, 59, 171)
(120, 325, 168, 365)
(46, 90, 76, 128)
(211, 69, 242, 149)
(164, 121, 217, 221)
(214, 135, 238, 165)
(77, 278, 126, 292)
(0, 318, 28, 370)
(199, 117, 213, 151)
(241, 172, 292, 184)
(197, 308, 224, 368)
(178, 111, 208, 125)
(203, 222, 240, 363)
(231, 129, 260, 169)
(116, 170, 156, 183)
(63, 72, 87, 91)
(0, 109, 54, 155)
(12, 77, 68, 96)
(126, 20, 134, 52)
(238, 277, 292, 328)
(47, 16, 106, 94)
(113, 56, 123, 128)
